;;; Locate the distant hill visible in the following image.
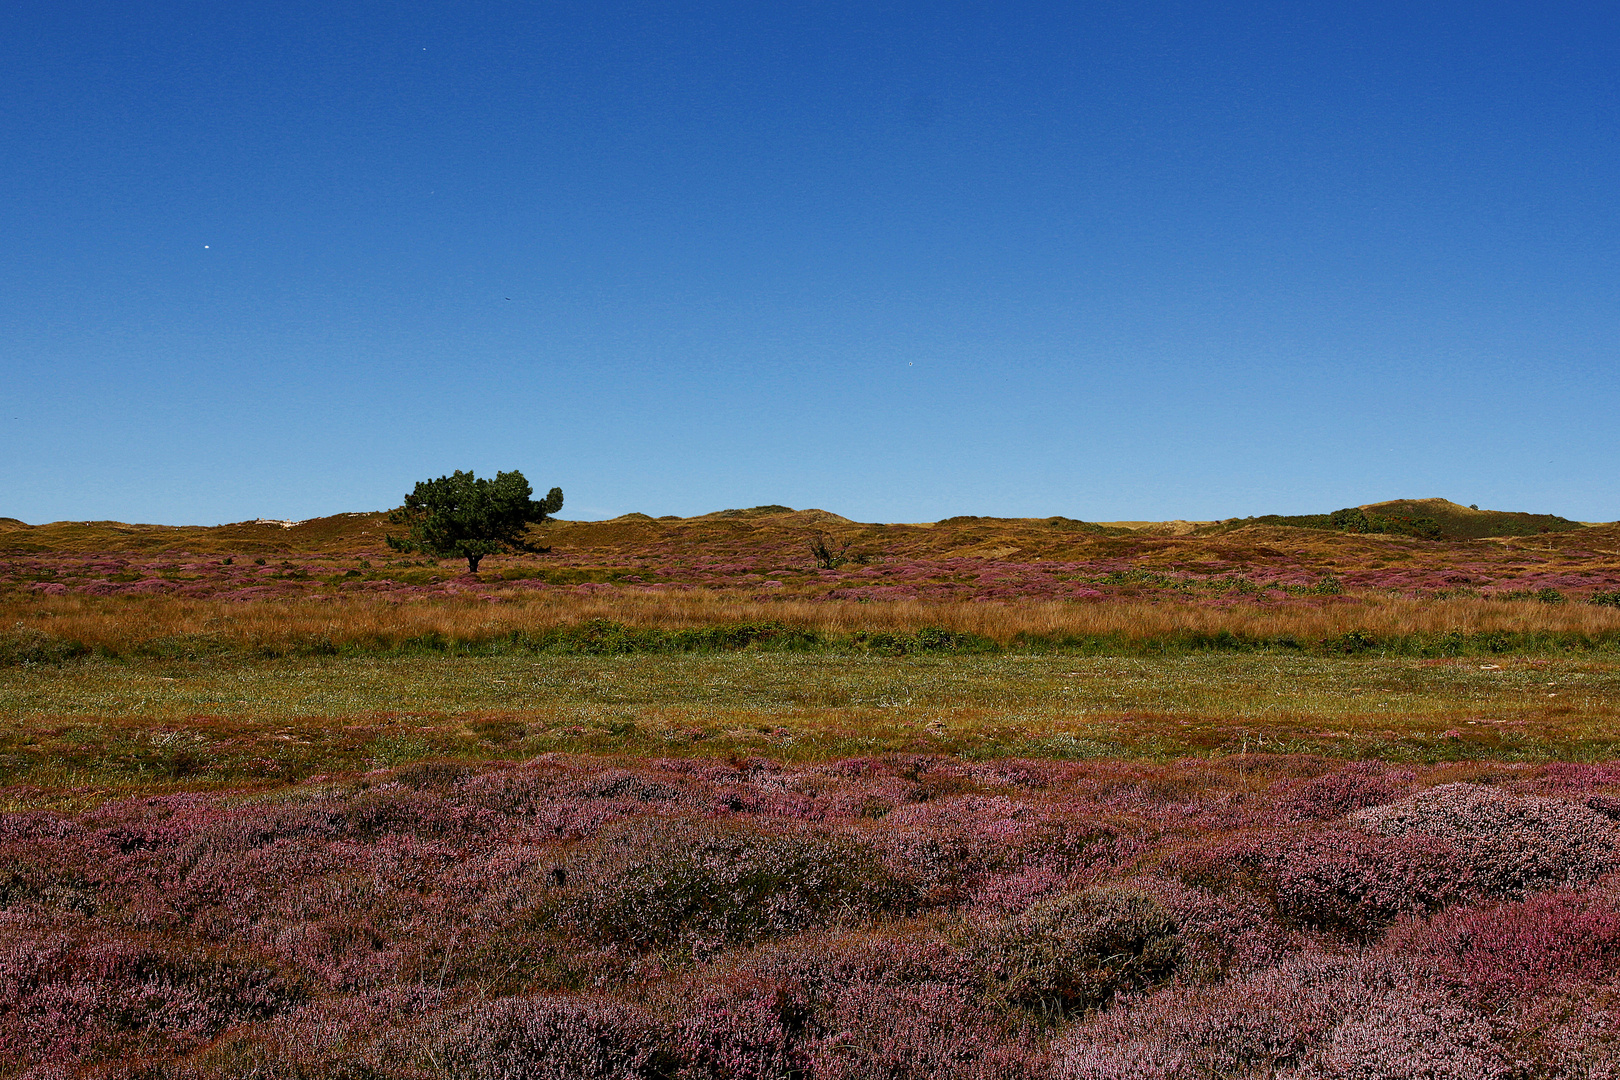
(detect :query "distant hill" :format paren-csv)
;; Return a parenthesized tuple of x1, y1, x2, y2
(0, 500, 1599, 564)
(1207, 498, 1585, 541)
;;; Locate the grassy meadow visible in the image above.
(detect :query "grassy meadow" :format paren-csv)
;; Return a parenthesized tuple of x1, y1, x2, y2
(4, 652, 1620, 803)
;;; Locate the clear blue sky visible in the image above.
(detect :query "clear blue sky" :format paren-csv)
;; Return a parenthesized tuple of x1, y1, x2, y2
(3, 2, 1616, 524)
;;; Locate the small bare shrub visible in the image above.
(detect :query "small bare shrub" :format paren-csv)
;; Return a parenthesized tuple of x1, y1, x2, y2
(560, 818, 908, 954)
(971, 886, 1182, 1020)
(425, 993, 670, 1080)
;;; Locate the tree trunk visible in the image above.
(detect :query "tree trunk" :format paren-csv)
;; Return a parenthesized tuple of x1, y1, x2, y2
(467, 554, 482, 574)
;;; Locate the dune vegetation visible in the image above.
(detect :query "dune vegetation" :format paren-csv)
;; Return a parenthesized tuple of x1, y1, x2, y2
(4, 502, 1620, 1077)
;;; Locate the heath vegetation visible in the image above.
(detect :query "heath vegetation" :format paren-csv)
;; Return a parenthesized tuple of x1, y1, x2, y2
(4, 498, 1620, 1076)
(5, 754, 1620, 1078)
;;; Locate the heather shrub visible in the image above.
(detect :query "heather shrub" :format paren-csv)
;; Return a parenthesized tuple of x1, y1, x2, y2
(969, 866, 1071, 917)
(805, 981, 1047, 1080)
(1505, 982, 1620, 1080)
(1531, 761, 1620, 793)
(0, 918, 303, 1072)
(1053, 949, 1388, 1079)
(971, 886, 1182, 1020)
(1585, 792, 1620, 822)
(0, 811, 88, 845)
(0, 854, 98, 916)
(138, 1038, 402, 1080)
(1171, 826, 1467, 937)
(392, 759, 469, 791)
(1272, 831, 1465, 937)
(865, 797, 1033, 903)
(1132, 877, 1296, 979)
(708, 781, 818, 819)
(703, 925, 981, 1002)
(966, 758, 1067, 790)
(146, 994, 421, 1080)
(666, 974, 819, 1079)
(88, 798, 348, 888)
(560, 818, 908, 953)
(1287, 986, 1512, 1080)
(341, 787, 484, 839)
(811, 775, 920, 821)
(456, 766, 557, 814)
(17, 753, 1620, 1078)
(1399, 889, 1620, 1006)
(571, 768, 686, 804)
(426, 993, 672, 1080)
(1272, 763, 1412, 822)
(1166, 830, 1282, 897)
(871, 796, 1134, 905)
(1351, 783, 1620, 897)
(660, 933, 1038, 1080)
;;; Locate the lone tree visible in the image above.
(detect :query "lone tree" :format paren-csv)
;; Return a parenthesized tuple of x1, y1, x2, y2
(386, 469, 563, 573)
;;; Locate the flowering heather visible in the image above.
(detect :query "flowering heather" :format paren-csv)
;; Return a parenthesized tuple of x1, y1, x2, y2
(9, 541, 1620, 608)
(1169, 828, 1466, 937)
(1350, 782, 1620, 896)
(3, 754, 1620, 1077)
(425, 993, 668, 1080)
(1270, 762, 1413, 823)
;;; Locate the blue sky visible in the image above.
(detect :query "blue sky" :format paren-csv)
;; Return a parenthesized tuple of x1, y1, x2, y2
(3, 1, 1616, 524)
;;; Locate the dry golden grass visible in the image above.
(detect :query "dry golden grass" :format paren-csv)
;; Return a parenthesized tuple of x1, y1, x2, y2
(8, 590, 1620, 654)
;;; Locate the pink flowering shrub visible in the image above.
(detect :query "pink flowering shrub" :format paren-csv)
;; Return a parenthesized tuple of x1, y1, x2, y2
(1131, 877, 1296, 979)
(1287, 985, 1513, 1080)
(128, 990, 433, 1080)
(0, 915, 303, 1072)
(1351, 782, 1620, 896)
(804, 980, 1047, 1080)
(425, 993, 670, 1080)
(1503, 981, 1620, 1079)
(1397, 888, 1620, 1006)
(1170, 827, 1465, 936)
(1270, 762, 1413, 822)
(654, 929, 1039, 1080)
(7, 755, 1620, 1077)
(1053, 949, 1386, 1080)
(664, 974, 819, 1079)
(1270, 831, 1465, 936)
(869, 795, 1140, 905)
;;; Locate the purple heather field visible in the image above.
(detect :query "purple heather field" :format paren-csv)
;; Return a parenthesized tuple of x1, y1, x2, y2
(9, 548, 1620, 606)
(5, 754, 1620, 1078)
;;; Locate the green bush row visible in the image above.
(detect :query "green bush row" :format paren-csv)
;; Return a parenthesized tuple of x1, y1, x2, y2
(6, 621, 1620, 665)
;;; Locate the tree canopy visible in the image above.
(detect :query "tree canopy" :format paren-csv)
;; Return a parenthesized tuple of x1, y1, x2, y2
(385, 469, 562, 573)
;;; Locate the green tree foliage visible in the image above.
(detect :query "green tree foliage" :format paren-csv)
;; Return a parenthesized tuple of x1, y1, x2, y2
(386, 470, 562, 573)
(1328, 507, 1444, 540)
